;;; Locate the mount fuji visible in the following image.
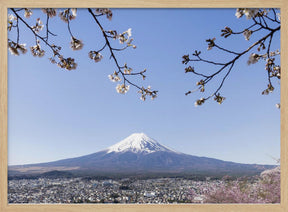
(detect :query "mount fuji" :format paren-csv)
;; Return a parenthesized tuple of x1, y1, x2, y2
(9, 133, 274, 177)
(106, 133, 177, 154)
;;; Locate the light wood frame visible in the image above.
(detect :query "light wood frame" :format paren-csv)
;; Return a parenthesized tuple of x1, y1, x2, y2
(0, 0, 287, 211)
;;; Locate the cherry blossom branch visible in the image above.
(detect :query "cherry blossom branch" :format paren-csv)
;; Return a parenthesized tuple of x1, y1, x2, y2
(8, 8, 157, 100)
(183, 8, 280, 106)
(11, 9, 57, 53)
(88, 8, 157, 100)
(11, 8, 78, 70)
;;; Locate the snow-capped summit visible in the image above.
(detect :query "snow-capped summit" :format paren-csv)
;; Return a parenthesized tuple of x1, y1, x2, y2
(9, 132, 274, 177)
(106, 133, 176, 154)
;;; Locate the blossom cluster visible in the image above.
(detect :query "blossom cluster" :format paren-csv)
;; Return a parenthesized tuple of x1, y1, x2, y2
(265, 58, 281, 79)
(138, 86, 157, 101)
(118, 28, 132, 44)
(214, 93, 225, 104)
(123, 64, 132, 74)
(59, 9, 77, 23)
(116, 84, 130, 94)
(88, 51, 103, 63)
(106, 28, 135, 47)
(194, 98, 205, 107)
(95, 8, 113, 20)
(41, 8, 57, 18)
(247, 53, 260, 65)
(8, 14, 16, 31)
(235, 8, 259, 19)
(70, 37, 84, 51)
(185, 66, 195, 73)
(243, 29, 252, 41)
(24, 9, 33, 18)
(196, 80, 205, 92)
(57, 56, 77, 70)
(108, 72, 121, 82)
(201, 167, 280, 203)
(31, 18, 44, 33)
(8, 41, 27, 56)
(30, 40, 45, 57)
(262, 83, 274, 95)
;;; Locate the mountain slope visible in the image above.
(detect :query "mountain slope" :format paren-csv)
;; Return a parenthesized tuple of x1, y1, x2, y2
(9, 133, 274, 177)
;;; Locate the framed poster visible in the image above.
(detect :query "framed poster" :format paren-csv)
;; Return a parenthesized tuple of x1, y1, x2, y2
(0, 0, 287, 212)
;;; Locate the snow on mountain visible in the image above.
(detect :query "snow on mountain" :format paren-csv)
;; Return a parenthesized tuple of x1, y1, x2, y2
(106, 133, 177, 154)
(9, 132, 274, 177)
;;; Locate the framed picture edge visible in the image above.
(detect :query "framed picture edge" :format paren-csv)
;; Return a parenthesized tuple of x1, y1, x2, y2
(0, 0, 287, 211)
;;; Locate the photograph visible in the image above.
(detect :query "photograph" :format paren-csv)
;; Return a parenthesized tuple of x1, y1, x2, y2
(0, 1, 287, 212)
(6, 7, 281, 204)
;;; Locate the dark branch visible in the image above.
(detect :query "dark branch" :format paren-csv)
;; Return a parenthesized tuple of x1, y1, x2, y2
(184, 9, 280, 105)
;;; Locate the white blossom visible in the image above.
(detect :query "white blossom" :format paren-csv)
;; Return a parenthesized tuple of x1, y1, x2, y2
(127, 28, 132, 37)
(32, 18, 44, 33)
(57, 56, 77, 70)
(42, 9, 57, 18)
(269, 50, 280, 57)
(71, 9, 77, 17)
(235, 9, 244, 18)
(124, 66, 132, 74)
(8, 46, 19, 56)
(116, 84, 130, 94)
(235, 8, 259, 19)
(95, 8, 112, 20)
(118, 28, 132, 44)
(88, 51, 103, 62)
(274, 66, 280, 71)
(244, 9, 258, 19)
(30, 42, 45, 57)
(24, 9, 32, 18)
(277, 13, 280, 21)
(243, 29, 252, 40)
(70, 37, 84, 50)
(8, 14, 16, 21)
(247, 53, 260, 65)
(108, 72, 121, 82)
(138, 86, 157, 101)
(8, 42, 27, 56)
(59, 9, 77, 23)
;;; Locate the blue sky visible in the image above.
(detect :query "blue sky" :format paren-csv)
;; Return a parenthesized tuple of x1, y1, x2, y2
(8, 9, 280, 165)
